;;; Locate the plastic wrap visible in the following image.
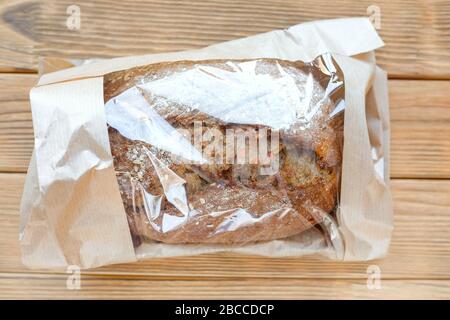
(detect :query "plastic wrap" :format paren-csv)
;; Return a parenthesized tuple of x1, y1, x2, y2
(103, 54, 345, 252)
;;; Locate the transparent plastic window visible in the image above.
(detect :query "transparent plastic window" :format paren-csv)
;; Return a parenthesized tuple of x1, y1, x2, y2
(103, 54, 345, 250)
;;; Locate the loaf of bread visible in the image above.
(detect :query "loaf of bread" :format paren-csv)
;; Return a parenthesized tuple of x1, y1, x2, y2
(103, 58, 344, 247)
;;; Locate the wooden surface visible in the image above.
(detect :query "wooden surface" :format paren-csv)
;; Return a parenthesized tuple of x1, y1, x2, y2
(0, 0, 449, 299)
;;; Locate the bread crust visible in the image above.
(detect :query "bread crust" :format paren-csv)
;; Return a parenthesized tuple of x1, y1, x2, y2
(104, 58, 343, 246)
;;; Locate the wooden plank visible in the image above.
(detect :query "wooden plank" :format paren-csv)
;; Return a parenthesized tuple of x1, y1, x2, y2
(0, 0, 450, 78)
(1, 273, 449, 299)
(0, 100, 34, 172)
(0, 0, 37, 72)
(0, 74, 36, 172)
(1, 76, 450, 177)
(1, 173, 450, 279)
(0, 73, 36, 101)
(390, 80, 450, 178)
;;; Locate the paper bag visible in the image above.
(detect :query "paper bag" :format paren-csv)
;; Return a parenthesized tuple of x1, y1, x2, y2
(21, 17, 393, 269)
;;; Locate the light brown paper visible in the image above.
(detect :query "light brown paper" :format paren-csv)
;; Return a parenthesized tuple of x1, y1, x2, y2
(21, 17, 392, 269)
(21, 78, 136, 269)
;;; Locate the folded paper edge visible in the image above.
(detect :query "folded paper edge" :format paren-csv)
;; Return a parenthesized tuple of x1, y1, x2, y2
(332, 54, 393, 261)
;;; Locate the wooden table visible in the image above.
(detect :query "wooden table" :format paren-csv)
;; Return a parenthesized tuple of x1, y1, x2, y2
(1, 0, 450, 299)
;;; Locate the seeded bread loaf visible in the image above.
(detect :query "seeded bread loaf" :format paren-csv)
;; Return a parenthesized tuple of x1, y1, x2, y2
(103, 58, 344, 246)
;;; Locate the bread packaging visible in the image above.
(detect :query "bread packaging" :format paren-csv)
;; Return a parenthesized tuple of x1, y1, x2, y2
(20, 18, 393, 269)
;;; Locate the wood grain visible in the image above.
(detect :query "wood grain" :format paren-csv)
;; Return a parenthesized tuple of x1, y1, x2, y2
(1, 173, 449, 280)
(1, 273, 449, 299)
(389, 80, 450, 178)
(0, 74, 35, 172)
(1, 75, 450, 178)
(0, 73, 36, 101)
(1, 0, 450, 299)
(0, 0, 449, 78)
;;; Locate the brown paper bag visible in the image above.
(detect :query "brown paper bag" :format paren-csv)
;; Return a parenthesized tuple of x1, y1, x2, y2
(21, 17, 392, 269)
